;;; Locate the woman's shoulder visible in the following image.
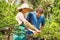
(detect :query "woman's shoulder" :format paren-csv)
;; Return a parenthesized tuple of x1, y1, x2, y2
(16, 12, 24, 17)
(17, 12, 23, 15)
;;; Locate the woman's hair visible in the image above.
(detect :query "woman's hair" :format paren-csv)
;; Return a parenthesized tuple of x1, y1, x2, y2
(18, 9, 22, 12)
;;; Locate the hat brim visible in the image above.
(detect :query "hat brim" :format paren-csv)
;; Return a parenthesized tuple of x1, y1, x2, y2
(17, 7, 33, 11)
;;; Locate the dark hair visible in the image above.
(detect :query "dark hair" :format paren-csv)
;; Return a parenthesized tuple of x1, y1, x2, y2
(36, 8, 44, 13)
(19, 9, 22, 12)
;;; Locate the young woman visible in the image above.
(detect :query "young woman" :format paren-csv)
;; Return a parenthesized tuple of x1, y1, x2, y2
(13, 3, 40, 40)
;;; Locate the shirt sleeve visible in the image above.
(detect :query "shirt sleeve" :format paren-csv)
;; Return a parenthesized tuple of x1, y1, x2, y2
(18, 13, 27, 22)
(41, 16, 45, 26)
(16, 13, 22, 25)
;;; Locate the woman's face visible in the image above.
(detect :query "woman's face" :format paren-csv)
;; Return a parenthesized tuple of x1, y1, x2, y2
(22, 8, 29, 13)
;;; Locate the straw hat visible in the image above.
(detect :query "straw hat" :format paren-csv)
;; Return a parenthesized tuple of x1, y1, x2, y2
(17, 3, 33, 11)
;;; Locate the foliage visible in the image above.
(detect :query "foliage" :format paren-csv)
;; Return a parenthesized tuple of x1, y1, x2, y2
(0, 0, 19, 39)
(40, 0, 60, 40)
(0, 0, 18, 28)
(38, 21, 60, 40)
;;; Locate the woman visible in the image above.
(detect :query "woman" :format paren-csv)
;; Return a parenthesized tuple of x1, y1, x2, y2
(13, 3, 39, 40)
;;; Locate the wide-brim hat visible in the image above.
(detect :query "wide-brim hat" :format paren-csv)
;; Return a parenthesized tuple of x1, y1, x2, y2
(17, 3, 33, 11)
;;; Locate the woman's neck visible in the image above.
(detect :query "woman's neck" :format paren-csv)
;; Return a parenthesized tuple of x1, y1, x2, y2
(21, 11, 25, 15)
(20, 11, 26, 17)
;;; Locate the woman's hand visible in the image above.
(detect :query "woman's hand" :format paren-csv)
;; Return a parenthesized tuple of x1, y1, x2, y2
(35, 29, 41, 33)
(33, 31, 38, 35)
(32, 31, 39, 37)
(33, 30, 41, 37)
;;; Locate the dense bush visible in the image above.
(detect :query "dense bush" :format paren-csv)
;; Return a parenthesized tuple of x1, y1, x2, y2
(0, 0, 18, 28)
(0, 0, 19, 39)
